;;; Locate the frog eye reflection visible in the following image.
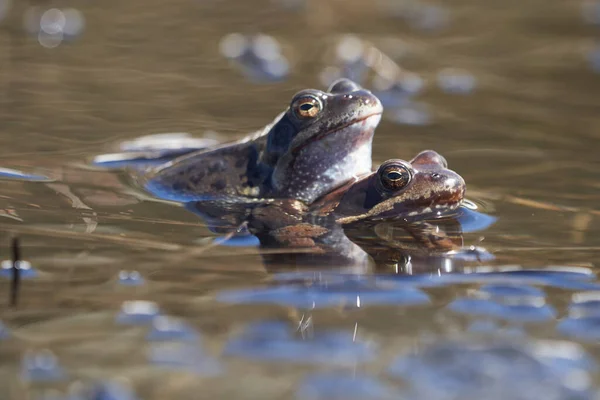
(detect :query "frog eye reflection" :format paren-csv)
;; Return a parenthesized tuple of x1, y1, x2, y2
(292, 96, 322, 119)
(378, 163, 412, 191)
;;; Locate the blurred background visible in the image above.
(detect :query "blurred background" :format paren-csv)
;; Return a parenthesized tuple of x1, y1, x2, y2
(1, 0, 600, 399)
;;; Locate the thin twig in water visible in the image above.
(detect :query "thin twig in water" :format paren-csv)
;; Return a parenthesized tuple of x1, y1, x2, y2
(10, 236, 21, 308)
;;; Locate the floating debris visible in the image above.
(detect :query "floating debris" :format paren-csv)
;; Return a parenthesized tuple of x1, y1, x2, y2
(21, 349, 66, 383)
(219, 33, 290, 83)
(223, 321, 377, 366)
(115, 301, 160, 325)
(117, 270, 144, 286)
(296, 373, 399, 400)
(146, 316, 200, 342)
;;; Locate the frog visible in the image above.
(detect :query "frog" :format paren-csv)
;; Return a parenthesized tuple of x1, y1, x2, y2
(188, 150, 481, 271)
(134, 78, 383, 205)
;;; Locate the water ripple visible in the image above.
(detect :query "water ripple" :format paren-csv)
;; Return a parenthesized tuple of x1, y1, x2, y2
(148, 342, 223, 376)
(388, 340, 594, 400)
(146, 316, 200, 342)
(217, 277, 430, 309)
(21, 349, 66, 383)
(0, 167, 52, 181)
(296, 373, 399, 400)
(115, 301, 161, 325)
(1, 260, 38, 279)
(223, 321, 377, 366)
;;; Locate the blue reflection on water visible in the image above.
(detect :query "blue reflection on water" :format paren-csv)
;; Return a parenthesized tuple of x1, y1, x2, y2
(389, 340, 594, 400)
(115, 301, 160, 325)
(453, 205, 497, 233)
(213, 234, 260, 247)
(0, 167, 51, 181)
(217, 276, 430, 308)
(146, 316, 200, 342)
(72, 381, 140, 400)
(117, 270, 145, 286)
(478, 284, 545, 299)
(21, 350, 66, 383)
(0, 321, 9, 340)
(558, 293, 600, 341)
(374, 266, 599, 292)
(220, 33, 290, 83)
(0, 260, 38, 279)
(558, 316, 600, 342)
(92, 133, 217, 169)
(296, 373, 399, 400)
(223, 321, 377, 366)
(449, 298, 556, 323)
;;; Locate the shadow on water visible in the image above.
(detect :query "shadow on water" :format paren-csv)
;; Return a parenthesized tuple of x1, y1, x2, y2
(1, 0, 600, 398)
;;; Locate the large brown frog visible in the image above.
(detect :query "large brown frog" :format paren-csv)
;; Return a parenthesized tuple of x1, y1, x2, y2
(127, 78, 383, 205)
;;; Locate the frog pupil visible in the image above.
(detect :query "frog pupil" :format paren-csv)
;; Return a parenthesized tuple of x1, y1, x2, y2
(387, 171, 403, 181)
(300, 103, 314, 111)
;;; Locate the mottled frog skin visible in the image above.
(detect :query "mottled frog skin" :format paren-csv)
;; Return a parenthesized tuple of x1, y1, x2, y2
(186, 150, 471, 270)
(311, 150, 465, 225)
(141, 78, 383, 204)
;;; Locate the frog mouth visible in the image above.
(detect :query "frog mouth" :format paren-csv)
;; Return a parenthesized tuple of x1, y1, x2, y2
(291, 112, 383, 155)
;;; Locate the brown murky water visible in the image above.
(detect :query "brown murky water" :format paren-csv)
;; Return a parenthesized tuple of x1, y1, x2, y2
(1, 0, 600, 399)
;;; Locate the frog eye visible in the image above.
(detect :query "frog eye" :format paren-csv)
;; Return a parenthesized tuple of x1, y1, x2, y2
(292, 96, 322, 119)
(378, 162, 412, 191)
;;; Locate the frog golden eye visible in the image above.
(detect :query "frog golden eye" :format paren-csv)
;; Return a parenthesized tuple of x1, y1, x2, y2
(292, 96, 322, 119)
(378, 162, 412, 191)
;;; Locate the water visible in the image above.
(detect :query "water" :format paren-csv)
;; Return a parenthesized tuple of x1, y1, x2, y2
(1, 0, 600, 398)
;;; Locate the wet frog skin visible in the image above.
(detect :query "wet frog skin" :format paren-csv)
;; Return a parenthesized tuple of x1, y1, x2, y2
(242, 150, 468, 269)
(311, 150, 466, 225)
(140, 78, 383, 204)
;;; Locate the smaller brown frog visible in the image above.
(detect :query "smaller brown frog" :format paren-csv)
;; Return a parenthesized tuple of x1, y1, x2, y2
(194, 150, 467, 269)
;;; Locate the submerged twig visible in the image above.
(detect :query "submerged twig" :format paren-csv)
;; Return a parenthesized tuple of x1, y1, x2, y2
(10, 236, 21, 307)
